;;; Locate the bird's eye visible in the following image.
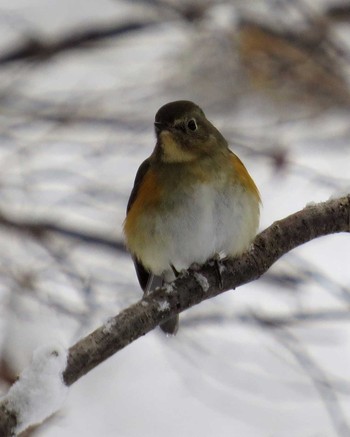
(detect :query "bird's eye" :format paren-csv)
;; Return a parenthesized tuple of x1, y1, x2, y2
(187, 119, 197, 131)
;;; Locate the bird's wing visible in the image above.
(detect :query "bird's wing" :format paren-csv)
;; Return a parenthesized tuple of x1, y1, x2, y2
(229, 150, 261, 202)
(126, 157, 151, 213)
(126, 157, 154, 291)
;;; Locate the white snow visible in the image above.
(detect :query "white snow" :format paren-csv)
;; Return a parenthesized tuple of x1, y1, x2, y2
(157, 301, 170, 312)
(305, 201, 317, 207)
(102, 317, 116, 334)
(329, 190, 350, 200)
(163, 283, 175, 294)
(194, 273, 210, 292)
(2, 344, 68, 434)
(218, 263, 227, 275)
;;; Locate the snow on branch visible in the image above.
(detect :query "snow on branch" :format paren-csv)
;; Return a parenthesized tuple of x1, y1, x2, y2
(0, 195, 349, 435)
(0, 345, 68, 436)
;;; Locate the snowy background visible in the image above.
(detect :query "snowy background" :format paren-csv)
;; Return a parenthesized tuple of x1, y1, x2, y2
(0, 0, 350, 436)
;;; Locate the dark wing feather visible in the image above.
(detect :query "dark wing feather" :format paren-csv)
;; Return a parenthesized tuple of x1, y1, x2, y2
(126, 157, 151, 213)
(126, 158, 152, 291)
(133, 260, 150, 291)
(126, 156, 179, 334)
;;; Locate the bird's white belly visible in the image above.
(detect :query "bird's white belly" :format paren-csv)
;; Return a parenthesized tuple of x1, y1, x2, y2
(141, 183, 259, 276)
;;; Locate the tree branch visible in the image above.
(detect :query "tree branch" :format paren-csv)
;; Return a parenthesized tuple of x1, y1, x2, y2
(0, 195, 349, 435)
(63, 195, 350, 385)
(0, 211, 125, 252)
(0, 20, 157, 65)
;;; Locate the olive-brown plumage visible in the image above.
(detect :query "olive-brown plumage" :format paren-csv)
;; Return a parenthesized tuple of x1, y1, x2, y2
(124, 101, 260, 334)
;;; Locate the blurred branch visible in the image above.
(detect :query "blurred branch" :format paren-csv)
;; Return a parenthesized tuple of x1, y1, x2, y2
(275, 328, 350, 437)
(124, 0, 211, 22)
(326, 4, 350, 23)
(0, 2, 209, 67)
(0, 19, 157, 65)
(185, 309, 350, 436)
(182, 308, 350, 329)
(238, 17, 350, 106)
(0, 211, 126, 253)
(0, 195, 349, 436)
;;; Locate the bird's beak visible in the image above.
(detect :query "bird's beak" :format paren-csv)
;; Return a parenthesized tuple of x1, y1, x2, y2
(154, 121, 168, 133)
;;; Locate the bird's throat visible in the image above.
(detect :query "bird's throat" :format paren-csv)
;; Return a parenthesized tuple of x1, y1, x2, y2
(159, 131, 196, 163)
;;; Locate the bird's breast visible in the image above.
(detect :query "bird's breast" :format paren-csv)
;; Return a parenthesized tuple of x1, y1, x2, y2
(124, 162, 259, 275)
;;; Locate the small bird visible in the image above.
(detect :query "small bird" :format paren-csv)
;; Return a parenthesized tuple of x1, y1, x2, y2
(124, 100, 260, 334)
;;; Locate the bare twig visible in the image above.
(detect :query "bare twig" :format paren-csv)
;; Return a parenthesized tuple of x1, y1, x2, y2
(0, 212, 125, 252)
(274, 328, 350, 437)
(0, 20, 157, 65)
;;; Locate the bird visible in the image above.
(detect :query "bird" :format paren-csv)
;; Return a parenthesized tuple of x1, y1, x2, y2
(124, 100, 260, 334)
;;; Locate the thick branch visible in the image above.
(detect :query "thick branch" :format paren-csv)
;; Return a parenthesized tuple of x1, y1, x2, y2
(63, 195, 350, 385)
(0, 195, 349, 436)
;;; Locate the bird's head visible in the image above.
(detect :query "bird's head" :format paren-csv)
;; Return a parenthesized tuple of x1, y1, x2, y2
(154, 100, 227, 163)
